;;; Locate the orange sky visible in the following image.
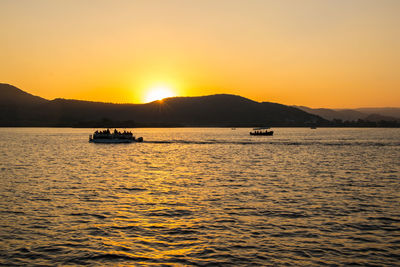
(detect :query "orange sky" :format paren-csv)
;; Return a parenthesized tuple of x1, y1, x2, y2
(1, 0, 399, 108)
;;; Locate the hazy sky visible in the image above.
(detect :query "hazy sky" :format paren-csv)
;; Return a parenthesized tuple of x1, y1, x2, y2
(1, 0, 399, 107)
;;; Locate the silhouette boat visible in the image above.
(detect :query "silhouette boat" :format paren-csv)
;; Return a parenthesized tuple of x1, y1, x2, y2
(89, 129, 143, 143)
(250, 127, 274, 136)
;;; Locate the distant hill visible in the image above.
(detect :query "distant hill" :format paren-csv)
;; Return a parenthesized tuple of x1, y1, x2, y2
(0, 83, 326, 127)
(295, 105, 400, 122)
(294, 106, 366, 121)
(355, 108, 400, 119)
(363, 113, 400, 122)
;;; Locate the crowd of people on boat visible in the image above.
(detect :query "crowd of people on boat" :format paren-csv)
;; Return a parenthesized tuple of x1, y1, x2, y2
(250, 129, 274, 135)
(253, 130, 265, 134)
(93, 129, 134, 140)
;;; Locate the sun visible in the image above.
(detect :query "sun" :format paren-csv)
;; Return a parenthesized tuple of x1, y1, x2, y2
(144, 86, 175, 103)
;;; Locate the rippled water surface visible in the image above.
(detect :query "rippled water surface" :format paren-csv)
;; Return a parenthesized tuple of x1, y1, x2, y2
(0, 128, 399, 266)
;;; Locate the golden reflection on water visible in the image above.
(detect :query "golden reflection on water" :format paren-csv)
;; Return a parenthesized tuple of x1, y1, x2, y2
(0, 128, 399, 265)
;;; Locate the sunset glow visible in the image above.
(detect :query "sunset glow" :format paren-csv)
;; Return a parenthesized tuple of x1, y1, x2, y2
(1, 1, 399, 108)
(144, 86, 175, 103)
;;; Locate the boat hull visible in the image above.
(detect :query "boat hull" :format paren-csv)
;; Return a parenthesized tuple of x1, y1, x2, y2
(89, 137, 143, 143)
(250, 131, 274, 136)
(89, 139, 133, 143)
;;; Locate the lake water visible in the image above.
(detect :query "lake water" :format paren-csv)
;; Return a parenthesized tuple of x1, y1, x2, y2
(0, 127, 399, 266)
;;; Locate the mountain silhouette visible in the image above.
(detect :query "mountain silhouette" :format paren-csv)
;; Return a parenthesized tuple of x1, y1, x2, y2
(0, 84, 49, 125)
(294, 106, 366, 121)
(0, 83, 325, 127)
(0, 83, 47, 105)
(295, 105, 400, 122)
(355, 108, 400, 119)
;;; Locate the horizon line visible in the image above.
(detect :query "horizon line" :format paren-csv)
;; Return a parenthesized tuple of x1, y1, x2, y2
(2, 82, 400, 110)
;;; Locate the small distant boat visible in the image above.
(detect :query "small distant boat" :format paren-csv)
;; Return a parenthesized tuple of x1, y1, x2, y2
(89, 129, 143, 143)
(250, 127, 274, 136)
